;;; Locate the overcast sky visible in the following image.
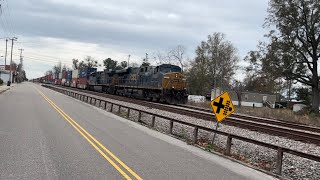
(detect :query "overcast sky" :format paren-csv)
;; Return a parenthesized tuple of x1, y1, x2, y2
(0, 0, 269, 79)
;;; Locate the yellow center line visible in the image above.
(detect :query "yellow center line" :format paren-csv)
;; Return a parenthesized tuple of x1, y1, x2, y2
(34, 86, 143, 180)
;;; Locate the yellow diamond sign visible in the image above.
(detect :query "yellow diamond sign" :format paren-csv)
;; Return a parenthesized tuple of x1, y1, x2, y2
(210, 92, 235, 122)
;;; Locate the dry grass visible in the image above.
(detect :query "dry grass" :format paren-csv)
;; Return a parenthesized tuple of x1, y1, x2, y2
(188, 101, 320, 127)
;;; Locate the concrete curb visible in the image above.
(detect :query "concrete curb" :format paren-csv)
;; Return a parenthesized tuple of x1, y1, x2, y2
(0, 84, 15, 94)
(0, 87, 9, 94)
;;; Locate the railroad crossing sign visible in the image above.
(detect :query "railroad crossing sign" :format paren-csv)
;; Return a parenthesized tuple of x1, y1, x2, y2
(210, 92, 235, 122)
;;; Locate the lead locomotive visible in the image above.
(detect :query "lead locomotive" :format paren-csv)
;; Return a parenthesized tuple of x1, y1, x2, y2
(88, 64, 188, 104)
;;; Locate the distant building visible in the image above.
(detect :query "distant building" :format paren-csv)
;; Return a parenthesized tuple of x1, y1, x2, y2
(188, 95, 206, 103)
(0, 70, 11, 83)
(211, 88, 279, 108)
(0, 65, 17, 83)
(0, 65, 17, 72)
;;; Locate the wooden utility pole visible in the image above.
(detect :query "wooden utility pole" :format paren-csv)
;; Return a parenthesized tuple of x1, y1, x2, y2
(5, 39, 8, 66)
(19, 48, 24, 66)
(8, 37, 17, 86)
(18, 48, 24, 83)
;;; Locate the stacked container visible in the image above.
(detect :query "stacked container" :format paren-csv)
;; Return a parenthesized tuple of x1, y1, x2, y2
(61, 71, 67, 86)
(47, 74, 53, 84)
(78, 67, 97, 89)
(71, 69, 79, 88)
(79, 67, 97, 78)
(66, 70, 72, 86)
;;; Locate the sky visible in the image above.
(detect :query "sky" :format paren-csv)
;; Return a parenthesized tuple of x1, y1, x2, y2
(0, 0, 269, 79)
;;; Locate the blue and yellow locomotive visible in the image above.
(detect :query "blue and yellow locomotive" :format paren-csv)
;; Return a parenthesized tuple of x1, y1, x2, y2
(88, 64, 188, 104)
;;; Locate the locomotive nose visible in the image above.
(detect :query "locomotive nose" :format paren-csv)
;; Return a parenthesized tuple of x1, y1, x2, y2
(162, 73, 186, 90)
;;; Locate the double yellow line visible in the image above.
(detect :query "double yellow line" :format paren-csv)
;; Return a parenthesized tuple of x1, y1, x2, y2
(35, 87, 142, 180)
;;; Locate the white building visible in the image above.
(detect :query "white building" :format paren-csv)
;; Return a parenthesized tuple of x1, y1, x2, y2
(0, 70, 12, 83)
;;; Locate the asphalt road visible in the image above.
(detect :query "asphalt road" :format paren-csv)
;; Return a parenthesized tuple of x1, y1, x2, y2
(0, 83, 277, 180)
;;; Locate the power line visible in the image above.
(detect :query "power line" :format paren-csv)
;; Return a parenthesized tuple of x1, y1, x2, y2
(24, 58, 73, 66)
(0, 49, 73, 66)
(25, 51, 63, 60)
(0, 13, 10, 37)
(22, 56, 73, 65)
(2, 0, 16, 36)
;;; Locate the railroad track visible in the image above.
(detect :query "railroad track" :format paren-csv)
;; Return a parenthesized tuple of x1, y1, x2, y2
(43, 84, 320, 145)
(178, 104, 320, 134)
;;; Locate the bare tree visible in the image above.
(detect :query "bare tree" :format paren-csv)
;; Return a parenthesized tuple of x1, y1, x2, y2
(83, 56, 99, 68)
(72, 59, 80, 70)
(231, 80, 244, 107)
(169, 45, 186, 72)
(61, 64, 69, 72)
(53, 62, 62, 74)
(152, 51, 166, 65)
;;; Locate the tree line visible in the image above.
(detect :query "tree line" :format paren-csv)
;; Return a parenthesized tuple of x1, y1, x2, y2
(185, 0, 320, 113)
(243, 0, 320, 112)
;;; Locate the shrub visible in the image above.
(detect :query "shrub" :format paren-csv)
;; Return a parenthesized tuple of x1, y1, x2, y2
(0, 78, 3, 85)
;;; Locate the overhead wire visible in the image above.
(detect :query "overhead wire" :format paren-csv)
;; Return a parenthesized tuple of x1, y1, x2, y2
(0, 49, 73, 67)
(2, 0, 16, 36)
(0, 7, 10, 37)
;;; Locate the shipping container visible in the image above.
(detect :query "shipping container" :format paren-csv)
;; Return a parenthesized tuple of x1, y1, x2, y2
(70, 78, 78, 87)
(65, 80, 71, 86)
(67, 71, 72, 80)
(62, 71, 67, 79)
(49, 74, 54, 83)
(54, 79, 61, 85)
(79, 67, 97, 78)
(65, 71, 72, 86)
(77, 77, 89, 89)
(72, 70, 79, 78)
(54, 73, 59, 79)
(61, 79, 66, 85)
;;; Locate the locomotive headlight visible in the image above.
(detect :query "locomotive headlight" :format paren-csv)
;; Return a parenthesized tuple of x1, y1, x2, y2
(175, 74, 178, 78)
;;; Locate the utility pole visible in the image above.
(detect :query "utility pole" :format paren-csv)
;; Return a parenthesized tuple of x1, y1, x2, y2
(19, 48, 24, 66)
(8, 37, 17, 86)
(4, 39, 8, 66)
(18, 48, 24, 83)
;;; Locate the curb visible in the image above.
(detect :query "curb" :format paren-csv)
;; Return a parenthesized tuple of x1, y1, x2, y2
(0, 86, 11, 94)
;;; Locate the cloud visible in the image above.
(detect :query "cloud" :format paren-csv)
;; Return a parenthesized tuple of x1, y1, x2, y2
(2, 0, 269, 79)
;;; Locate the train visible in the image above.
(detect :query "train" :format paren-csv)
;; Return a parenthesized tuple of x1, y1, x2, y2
(34, 64, 188, 104)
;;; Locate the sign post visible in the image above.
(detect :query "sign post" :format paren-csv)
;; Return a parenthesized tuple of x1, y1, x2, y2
(212, 122, 220, 144)
(210, 92, 235, 144)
